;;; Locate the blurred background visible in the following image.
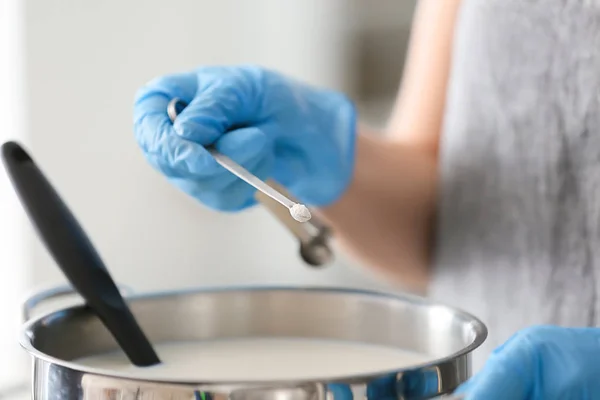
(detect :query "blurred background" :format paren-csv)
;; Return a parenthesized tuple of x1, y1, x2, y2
(0, 0, 417, 394)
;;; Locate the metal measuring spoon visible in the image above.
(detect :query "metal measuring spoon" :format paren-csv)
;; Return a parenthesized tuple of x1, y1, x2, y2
(1, 141, 160, 367)
(167, 98, 334, 267)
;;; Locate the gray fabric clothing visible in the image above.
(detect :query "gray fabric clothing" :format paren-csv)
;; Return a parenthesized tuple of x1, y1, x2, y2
(430, 0, 600, 372)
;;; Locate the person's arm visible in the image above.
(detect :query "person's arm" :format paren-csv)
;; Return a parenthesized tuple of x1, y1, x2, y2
(388, 0, 463, 157)
(320, 0, 463, 292)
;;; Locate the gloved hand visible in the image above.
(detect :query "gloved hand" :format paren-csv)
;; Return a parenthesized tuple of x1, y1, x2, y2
(133, 65, 356, 211)
(456, 325, 600, 400)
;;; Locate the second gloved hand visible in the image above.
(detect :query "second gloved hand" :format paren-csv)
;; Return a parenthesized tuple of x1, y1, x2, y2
(134, 65, 357, 211)
(456, 325, 600, 400)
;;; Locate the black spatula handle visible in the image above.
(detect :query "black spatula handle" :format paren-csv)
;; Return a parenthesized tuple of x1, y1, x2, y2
(1, 141, 160, 366)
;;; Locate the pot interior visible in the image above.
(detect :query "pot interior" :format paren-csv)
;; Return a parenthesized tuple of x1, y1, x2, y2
(24, 287, 486, 369)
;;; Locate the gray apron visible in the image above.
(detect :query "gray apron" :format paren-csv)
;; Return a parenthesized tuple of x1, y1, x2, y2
(430, 0, 600, 371)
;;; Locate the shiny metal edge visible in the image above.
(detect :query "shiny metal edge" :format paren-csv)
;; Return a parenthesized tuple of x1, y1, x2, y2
(20, 285, 487, 387)
(21, 282, 133, 322)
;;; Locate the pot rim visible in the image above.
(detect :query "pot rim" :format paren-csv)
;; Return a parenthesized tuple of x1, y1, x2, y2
(19, 285, 488, 385)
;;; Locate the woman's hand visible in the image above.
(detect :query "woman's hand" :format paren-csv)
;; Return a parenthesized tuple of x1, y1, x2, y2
(133, 65, 356, 211)
(457, 325, 600, 399)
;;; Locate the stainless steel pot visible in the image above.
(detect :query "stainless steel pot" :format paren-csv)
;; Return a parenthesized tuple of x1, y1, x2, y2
(20, 286, 486, 400)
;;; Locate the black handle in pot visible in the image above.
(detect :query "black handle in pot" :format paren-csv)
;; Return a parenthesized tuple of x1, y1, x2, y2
(1, 141, 160, 367)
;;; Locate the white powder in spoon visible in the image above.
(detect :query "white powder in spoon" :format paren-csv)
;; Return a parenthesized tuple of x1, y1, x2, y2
(290, 203, 311, 223)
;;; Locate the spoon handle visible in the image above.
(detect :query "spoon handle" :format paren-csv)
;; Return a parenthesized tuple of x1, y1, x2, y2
(1, 141, 160, 366)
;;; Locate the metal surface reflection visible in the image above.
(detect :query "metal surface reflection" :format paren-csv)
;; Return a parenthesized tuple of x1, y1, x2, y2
(22, 286, 486, 399)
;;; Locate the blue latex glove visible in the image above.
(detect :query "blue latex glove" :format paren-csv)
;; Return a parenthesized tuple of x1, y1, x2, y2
(134, 65, 356, 211)
(456, 325, 600, 399)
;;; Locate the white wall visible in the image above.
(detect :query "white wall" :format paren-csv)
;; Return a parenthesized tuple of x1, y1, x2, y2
(0, 0, 30, 389)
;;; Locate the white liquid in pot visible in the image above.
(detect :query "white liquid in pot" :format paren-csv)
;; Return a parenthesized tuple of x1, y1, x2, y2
(74, 338, 433, 381)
